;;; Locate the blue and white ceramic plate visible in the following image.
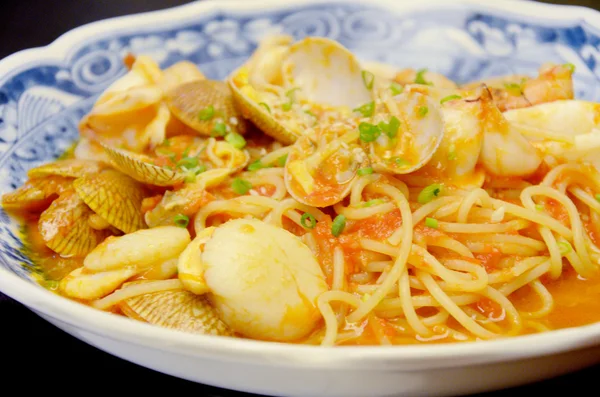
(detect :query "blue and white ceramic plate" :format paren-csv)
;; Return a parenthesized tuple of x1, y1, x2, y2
(0, 1, 599, 396)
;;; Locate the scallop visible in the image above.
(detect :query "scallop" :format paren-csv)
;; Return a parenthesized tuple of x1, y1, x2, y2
(27, 159, 104, 179)
(1, 175, 73, 212)
(285, 132, 369, 207)
(165, 80, 247, 136)
(38, 190, 109, 257)
(102, 144, 186, 186)
(73, 169, 147, 233)
(365, 90, 445, 174)
(59, 266, 139, 300)
(120, 283, 232, 336)
(84, 225, 191, 272)
(178, 218, 328, 342)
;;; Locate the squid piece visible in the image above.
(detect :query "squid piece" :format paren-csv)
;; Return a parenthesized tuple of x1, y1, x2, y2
(178, 218, 328, 342)
(84, 225, 190, 272)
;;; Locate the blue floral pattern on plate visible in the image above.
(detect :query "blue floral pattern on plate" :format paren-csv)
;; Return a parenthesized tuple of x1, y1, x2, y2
(1, 2, 600, 281)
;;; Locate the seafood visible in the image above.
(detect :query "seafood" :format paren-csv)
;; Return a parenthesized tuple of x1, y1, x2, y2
(73, 169, 147, 233)
(27, 159, 104, 179)
(1, 175, 72, 212)
(59, 266, 139, 300)
(178, 218, 328, 342)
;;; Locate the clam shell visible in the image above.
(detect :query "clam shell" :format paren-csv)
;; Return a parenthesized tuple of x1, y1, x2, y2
(27, 159, 104, 179)
(102, 144, 186, 186)
(38, 190, 109, 257)
(119, 283, 232, 336)
(165, 80, 247, 136)
(1, 175, 73, 212)
(73, 169, 147, 233)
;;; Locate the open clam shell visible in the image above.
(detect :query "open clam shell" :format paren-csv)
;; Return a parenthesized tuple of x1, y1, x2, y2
(27, 159, 104, 179)
(38, 190, 110, 257)
(102, 144, 186, 186)
(285, 133, 370, 207)
(165, 80, 247, 136)
(365, 90, 445, 174)
(119, 281, 232, 336)
(1, 175, 73, 212)
(73, 169, 147, 233)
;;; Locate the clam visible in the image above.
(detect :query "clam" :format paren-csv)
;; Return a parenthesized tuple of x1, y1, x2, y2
(1, 175, 73, 212)
(145, 168, 230, 227)
(165, 80, 247, 136)
(119, 282, 232, 336)
(73, 169, 147, 233)
(157, 61, 206, 93)
(365, 90, 445, 174)
(102, 144, 186, 186)
(285, 131, 369, 207)
(178, 218, 328, 342)
(27, 159, 104, 179)
(229, 36, 372, 145)
(38, 190, 110, 257)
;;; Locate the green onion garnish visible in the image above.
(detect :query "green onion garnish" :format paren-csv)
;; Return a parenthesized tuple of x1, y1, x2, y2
(331, 214, 347, 237)
(535, 204, 544, 211)
(425, 217, 438, 229)
(353, 101, 375, 117)
(595, 193, 600, 203)
(362, 70, 375, 90)
(232, 178, 252, 195)
(390, 82, 403, 96)
(359, 122, 381, 142)
(362, 199, 384, 207)
(415, 68, 431, 85)
(447, 143, 457, 161)
(440, 94, 462, 104)
(564, 63, 576, 73)
(378, 116, 400, 138)
(174, 214, 190, 228)
(357, 167, 374, 176)
(212, 122, 227, 136)
(177, 156, 199, 169)
(393, 157, 409, 167)
(305, 109, 316, 118)
(504, 82, 523, 96)
(277, 154, 288, 167)
(301, 213, 317, 229)
(198, 105, 215, 121)
(44, 280, 59, 290)
(417, 106, 429, 118)
(248, 160, 265, 171)
(162, 139, 171, 147)
(558, 240, 572, 255)
(225, 132, 246, 149)
(418, 183, 442, 204)
(282, 101, 293, 111)
(184, 172, 196, 183)
(258, 102, 271, 113)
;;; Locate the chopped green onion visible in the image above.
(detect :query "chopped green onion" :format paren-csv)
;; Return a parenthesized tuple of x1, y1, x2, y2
(192, 164, 207, 174)
(177, 156, 199, 169)
(357, 167, 374, 176)
(162, 139, 171, 147)
(174, 214, 189, 228)
(558, 240, 572, 255)
(418, 183, 442, 204)
(184, 172, 196, 183)
(425, 217, 438, 229)
(198, 105, 215, 121)
(258, 102, 271, 113)
(353, 101, 375, 117)
(282, 101, 293, 111)
(212, 122, 227, 136)
(277, 154, 288, 167)
(415, 68, 432, 85)
(225, 132, 246, 149)
(379, 116, 400, 138)
(362, 70, 375, 90)
(504, 82, 523, 96)
(362, 199, 384, 207)
(301, 213, 317, 229)
(417, 106, 429, 118)
(595, 193, 600, 203)
(393, 157, 409, 167)
(248, 160, 265, 171)
(447, 143, 457, 161)
(440, 94, 462, 104)
(232, 178, 252, 195)
(535, 204, 544, 211)
(282, 88, 300, 112)
(331, 214, 347, 237)
(390, 82, 403, 96)
(564, 63, 576, 73)
(359, 122, 381, 142)
(182, 145, 192, 158)
(44, 280, 59, 290)
(305, 109, 316, 118)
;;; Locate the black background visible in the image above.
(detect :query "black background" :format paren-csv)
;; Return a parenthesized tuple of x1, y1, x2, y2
(0, 1, 599, 395)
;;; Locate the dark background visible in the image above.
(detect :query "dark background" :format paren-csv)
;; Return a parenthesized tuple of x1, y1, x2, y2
(0, 0, 598, 395)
